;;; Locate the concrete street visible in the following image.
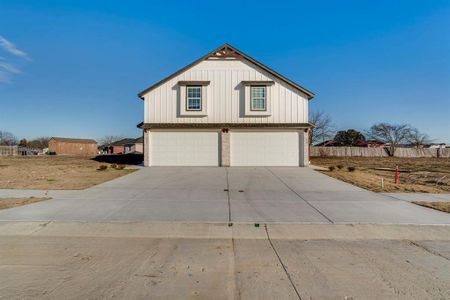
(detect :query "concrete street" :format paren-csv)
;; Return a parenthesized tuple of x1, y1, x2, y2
(0, 167, 449, 224)
(0, 222, 449, 299)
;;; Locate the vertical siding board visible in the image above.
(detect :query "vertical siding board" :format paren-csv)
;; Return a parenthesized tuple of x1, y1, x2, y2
(272, 82, 279, 123)
(225, 70, 231, 122)
(154, 89, 160, 123)
(144, 96, 148, 123)
(218, 70, 223, 122)
(280, 85, 286, 123)
(213, 71, 218, 122)
(162, 81, 167, 123)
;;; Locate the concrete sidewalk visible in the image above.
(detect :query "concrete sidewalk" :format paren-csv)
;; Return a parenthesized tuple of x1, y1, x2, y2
(0, 189, 78, 198)
(385, 193, 450, 202)
(0, 167, 449, 224)
(1, 221, 449, 299)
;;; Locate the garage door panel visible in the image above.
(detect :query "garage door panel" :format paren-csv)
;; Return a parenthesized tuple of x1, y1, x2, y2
(151, 132, 219, 166)
(231, 132, 299, 166)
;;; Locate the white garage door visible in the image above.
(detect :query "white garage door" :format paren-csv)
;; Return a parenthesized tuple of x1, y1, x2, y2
(231, 131, 299, 166)
(151, 131, 219, 166)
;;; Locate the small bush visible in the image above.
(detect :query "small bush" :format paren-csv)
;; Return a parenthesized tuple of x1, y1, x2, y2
(337, 164, 344, 170)
(96, 165, 108, 171)
(115, 165, 125, 170)
(46, 151, 56, 155)
(110, 163, 118, 169)
(328, 166, 336, 171)
(347, 166, 356, 172)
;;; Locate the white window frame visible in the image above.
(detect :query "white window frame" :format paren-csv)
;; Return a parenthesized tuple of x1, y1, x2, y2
(178, 81, 209, 117)
(243, 82, 272, 117)
(250, 86, 267, 111)
(186, 86, 202, 111)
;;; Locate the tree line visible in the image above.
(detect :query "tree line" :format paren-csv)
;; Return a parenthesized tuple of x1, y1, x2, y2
(0, 131, 126, 149)
(309, 111, 432, 156)
(0, 131, 50, 149)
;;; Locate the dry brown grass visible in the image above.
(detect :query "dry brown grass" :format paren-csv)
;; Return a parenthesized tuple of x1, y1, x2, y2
(0, 156, 135, 190)
(0, 197, 50, 210)
(413, 201, 450, 213)
(311, 157, 450, 193)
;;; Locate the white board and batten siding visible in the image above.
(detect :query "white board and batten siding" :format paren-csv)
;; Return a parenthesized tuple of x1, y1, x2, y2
(143, 59, 309, 124)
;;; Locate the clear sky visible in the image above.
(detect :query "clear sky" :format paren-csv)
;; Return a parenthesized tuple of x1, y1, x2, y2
(0, 0, 449, 142)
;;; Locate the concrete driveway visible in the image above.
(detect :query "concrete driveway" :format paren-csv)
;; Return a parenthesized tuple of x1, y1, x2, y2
(0, 167, 449, 224)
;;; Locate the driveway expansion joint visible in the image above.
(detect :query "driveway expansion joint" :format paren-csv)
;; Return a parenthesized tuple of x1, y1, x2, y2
(225, 167, 232, 223)
(409, 240, 450, 262)
(266, 167, 335, 224)
(264, 224, 303, 300)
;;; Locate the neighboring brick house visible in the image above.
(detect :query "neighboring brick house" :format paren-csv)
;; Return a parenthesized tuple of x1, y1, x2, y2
(133, 137, 144, 153)
(48, 137, 97, 156)
(100, 138, 143, 154)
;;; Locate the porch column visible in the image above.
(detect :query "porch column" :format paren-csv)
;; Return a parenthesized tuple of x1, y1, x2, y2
(221, 128, 230, 167)
(144, 129, 150, 167)
(299, 129, 309, 167)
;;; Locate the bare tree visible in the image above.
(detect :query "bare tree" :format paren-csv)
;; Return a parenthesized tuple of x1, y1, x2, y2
(367, 123, 413, 156)
(99, 135, 123, 146)
(309, 111, 335, 145)
(27, 137, 50, 149)
(407, 128, 431, 148)
(0, 130, 17, 146)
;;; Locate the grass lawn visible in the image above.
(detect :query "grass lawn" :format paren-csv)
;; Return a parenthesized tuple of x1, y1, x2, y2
(0, 156, 135, 190)
(311, 157, 450, 193)
(0, 197, 50, 210)
(413, 201, 450, 213)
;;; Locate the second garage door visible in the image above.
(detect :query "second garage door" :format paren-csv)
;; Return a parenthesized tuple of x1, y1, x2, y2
(150, 131, 219, 166)
(230, 131, 299, 166)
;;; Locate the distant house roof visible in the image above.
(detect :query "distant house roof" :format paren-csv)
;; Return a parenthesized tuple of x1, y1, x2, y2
(314, 140, 335, 147)
(50, 137, 97, 144)
(111, 138, 138, 146)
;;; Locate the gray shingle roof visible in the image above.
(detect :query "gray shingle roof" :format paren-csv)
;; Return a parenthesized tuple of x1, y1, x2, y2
(51, 137, 97, 144)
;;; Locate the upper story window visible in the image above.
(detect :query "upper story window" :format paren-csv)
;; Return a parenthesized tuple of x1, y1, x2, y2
(186, 86, 202, 111)
(250, 86, 266, 111)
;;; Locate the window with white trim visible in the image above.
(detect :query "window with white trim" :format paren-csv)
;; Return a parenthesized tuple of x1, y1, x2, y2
(250, 86, 266, 111)
(186, 86, 202, 111)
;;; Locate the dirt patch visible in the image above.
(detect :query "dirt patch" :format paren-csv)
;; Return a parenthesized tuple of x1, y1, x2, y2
(0, 156, 135, 190)
(413, 201, 450, 213)
(311, 157, 450, 193)
(0, 197, 51, 210)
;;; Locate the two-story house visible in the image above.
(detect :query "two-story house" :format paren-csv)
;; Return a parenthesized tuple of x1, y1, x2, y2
(138, 44, 314, 167)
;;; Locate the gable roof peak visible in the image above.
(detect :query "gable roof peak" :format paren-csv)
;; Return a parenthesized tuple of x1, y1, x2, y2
(207, 43, 245, 59)
(138, 43, 314, 100)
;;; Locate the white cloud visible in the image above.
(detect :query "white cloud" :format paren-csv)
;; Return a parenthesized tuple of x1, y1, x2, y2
(0, 36, 31, 61)
(0, 36, 31, 83)
(0, 61, 21, 74)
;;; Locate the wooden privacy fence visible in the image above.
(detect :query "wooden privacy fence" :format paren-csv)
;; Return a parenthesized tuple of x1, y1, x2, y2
(0, 146, 18, 156)
(0, 146, 41, 156)
(310, 147, 450, 158)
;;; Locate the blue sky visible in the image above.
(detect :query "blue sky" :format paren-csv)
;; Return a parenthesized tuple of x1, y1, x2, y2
(0, 0, 449, 142)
